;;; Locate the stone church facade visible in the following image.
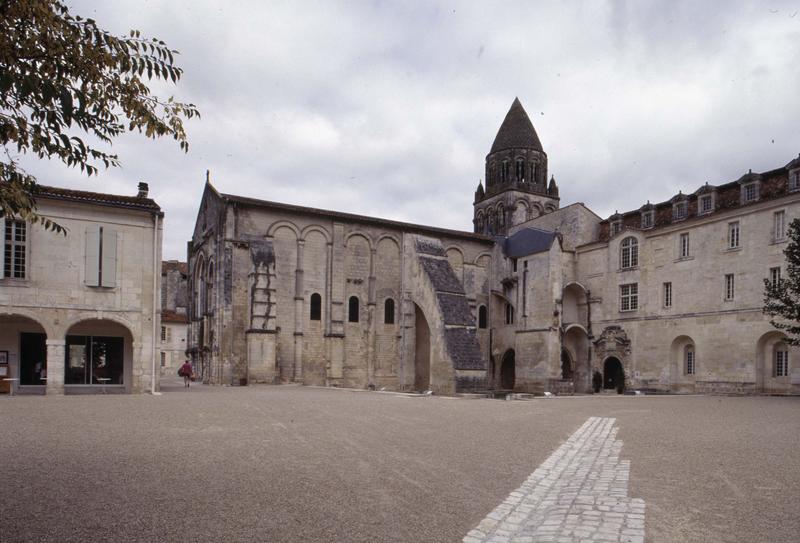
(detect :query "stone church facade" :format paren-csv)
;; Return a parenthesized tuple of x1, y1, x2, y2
(187, 99, 800, 395)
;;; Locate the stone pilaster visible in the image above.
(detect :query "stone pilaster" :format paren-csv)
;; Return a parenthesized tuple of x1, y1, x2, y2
(45, 339, 65, 395)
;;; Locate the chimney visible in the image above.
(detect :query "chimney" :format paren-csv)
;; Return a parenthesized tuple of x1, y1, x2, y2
(137, 182, 149, 198)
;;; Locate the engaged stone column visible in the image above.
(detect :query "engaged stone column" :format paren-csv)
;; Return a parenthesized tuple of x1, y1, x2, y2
(46, 339, 66, 395)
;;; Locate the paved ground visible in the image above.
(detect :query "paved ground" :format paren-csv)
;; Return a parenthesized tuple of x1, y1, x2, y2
(0, 382, 798, 542)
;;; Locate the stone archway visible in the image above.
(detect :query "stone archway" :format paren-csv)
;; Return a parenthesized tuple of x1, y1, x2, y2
(413, 304, 430, 391)
(561, 349, 573, 380)
(500, 349, 515, 390)
(0, 314, 48, 395)
(603, 357, 624, 392)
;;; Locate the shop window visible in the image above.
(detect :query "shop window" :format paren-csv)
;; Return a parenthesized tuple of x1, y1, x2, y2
(65, 335, 124, 385)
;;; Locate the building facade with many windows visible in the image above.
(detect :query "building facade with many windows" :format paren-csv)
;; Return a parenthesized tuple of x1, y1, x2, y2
(0, 184, 163, 395)
(187, 99, 800, 395)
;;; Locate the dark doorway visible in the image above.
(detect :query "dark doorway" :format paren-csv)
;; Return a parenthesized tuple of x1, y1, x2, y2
(500, 349, 515, 390)
(561, 349, 573, 380)
(20, 332, 47, 385)
(603, 357, 623, 391)
(413, 304, 430, 391)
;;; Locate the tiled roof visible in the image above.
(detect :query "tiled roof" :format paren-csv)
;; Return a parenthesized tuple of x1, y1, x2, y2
(490, 98, 544, 154)
(162, 260, 188, 275)
(162, 310, 188, 324)
(36, 185, 161, 213)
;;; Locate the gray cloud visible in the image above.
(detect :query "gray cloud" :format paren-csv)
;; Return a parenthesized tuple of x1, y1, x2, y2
(21, 1, 800, 259)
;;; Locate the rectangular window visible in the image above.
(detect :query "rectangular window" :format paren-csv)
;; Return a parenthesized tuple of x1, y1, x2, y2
(725, 274, 735, 301)
(620, 283, 638, 312)
(85, 225, 117, 287)
(505, 303, 515, 325)
(611, 221, 621, 236)
(774, 211, 786, 241)
(511, 258, 517, 272)
(65, 335, 124, 385)
(161, 326, 167, 342)
(3, 219, 27, 279)
(641, 212, 653, 228)
(728, 221, 740, 249)
(160, 352, 166, 368)
(674, 202, 687, 220)
(770, 267, 781, 289)
(791, 172, 800, 191)
(699, 195, 713, 214)
(744, 183, 757, 202)
(663, 282, 672, 308)
(775, 350, 789, 377)
(679, 233, 690, 258)
(686, 350, 695, 375)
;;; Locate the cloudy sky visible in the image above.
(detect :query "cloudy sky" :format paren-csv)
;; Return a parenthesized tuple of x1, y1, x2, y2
(22, 1, 800, 260)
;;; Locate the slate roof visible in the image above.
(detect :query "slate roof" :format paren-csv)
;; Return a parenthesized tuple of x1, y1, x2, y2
(490, 98, 544, 154)
(36, 185, 162, 214)
(498, 227, 558, 258)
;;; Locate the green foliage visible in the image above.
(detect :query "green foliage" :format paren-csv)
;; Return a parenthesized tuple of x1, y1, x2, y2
(0, 0, 199, 232)
(763, 218, 800, 344)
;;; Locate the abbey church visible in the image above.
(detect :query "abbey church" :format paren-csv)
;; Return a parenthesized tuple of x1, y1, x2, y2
(187, 99, 800, 395)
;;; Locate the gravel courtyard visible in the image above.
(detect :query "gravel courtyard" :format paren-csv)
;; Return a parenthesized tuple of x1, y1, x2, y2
(1, 382, 798, 542)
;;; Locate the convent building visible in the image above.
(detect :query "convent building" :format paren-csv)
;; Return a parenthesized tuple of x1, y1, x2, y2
(187, 98, 800, 395)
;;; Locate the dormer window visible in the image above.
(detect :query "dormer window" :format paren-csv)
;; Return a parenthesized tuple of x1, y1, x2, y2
(641, 210, 654, 229)
(610, 220, 622, 237)
(673, 201, 687, 221)
(789, 170, 800, 191)
(743, 182, 758, 203)
(699, 195, 713, 214)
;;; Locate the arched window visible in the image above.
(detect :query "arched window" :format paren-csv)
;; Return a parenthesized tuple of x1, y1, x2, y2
(505, 303, 514, 325)
(384, 298, 395, 324)
(194, 257, 205, 319)
(497, 205, 505, 227)
(478, 305, 487, 329)
(205, 261, 214, 315)
(501, 160, 509, 183)
(515, 159, 525, 181)
(774, 342, 789, 377)
(310, 293, 322, 321)
(620, 237, 639, 269)
(348, 296, 359, 323)
(685, 345, 695, 375)
(530, 162, 537, 182)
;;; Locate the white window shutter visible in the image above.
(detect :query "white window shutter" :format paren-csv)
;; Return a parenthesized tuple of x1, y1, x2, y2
(85, 225, 100, 286)
(101, 228, 117, 287)
(0, 218, 5, 278)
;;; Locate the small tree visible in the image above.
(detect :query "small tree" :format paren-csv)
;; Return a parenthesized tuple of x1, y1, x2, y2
(0, 0, 199, 232)
(763, 218, 800, 344)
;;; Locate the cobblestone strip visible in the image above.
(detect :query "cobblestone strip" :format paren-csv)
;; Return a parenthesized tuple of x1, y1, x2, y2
(464, 417, 645, 543)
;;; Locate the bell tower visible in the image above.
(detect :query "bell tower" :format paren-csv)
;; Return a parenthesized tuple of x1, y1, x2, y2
(473, 98, 559, 235)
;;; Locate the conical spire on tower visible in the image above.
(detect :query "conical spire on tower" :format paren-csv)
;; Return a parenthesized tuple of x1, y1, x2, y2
(490, 97, 543, 154)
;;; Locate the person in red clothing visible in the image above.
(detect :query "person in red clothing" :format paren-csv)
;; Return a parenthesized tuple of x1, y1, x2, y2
(179, 360, 193, 387)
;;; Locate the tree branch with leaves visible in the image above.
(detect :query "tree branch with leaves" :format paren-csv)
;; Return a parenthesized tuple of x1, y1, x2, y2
(0, 0, 199, 232)
(763, 218, 800, 344)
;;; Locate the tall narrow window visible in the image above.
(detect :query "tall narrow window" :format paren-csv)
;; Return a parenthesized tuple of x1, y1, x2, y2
(501, 161, 509, 183)
(620, 237, 639, 269)
(515, 159, 525, 181)
(478, 305, 487, 329)
(685, 347, 695, 375)
(505, 303, 514, 325)
(384, 298, 395, 324)
(774, 211, 786, 241)
(85, 225, 117, 287)
(679, 233, 690, 258)
(160, 352, 166, 368)
(775, 344, 789, 377)
(309, 293, 322, 321)
(530, 162, 537, 182)
(770, 267, 782, 289)
(161, 326, 167, 341)
(205, 261, 214, 314)
(725, 274, 735, 301)
(728, 222, 740, 249)
(663, 282, 672, 308)
(348, 296, 359, 323)
(2, 219, 26, 279)
(790, 171, 800, 191)
(619, 283, 638, 311)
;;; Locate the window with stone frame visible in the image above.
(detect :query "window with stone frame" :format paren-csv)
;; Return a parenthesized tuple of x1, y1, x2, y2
(2, 219, 27, 279)
(770, 267, 781, 289)
(619, 283, 638, 312)
(160, 352, 166, 368)
(742, 182, 758, 203)
(530, 161, 537, 183)
(384, 298, 395, 324)
(501, 161, 509, 183)
(310, 293, 322, 321)
(774, 342, 789, 377)
(728, 221, 740, 249)
(610, 220, 622, 237)
(774, 210, 787, 241)
(679, 233, 690, 258)
(673, 201, 687, 220)
(505, 303, 514, 325)
(515, 158, 525, 181)
(348, 296, 359, 323)
(663, 282, 672, 308)
(478, 305, 487, 329)
(725, 273, 735, 301)
(620, 237, 639, 269)
(685, 346, 695, 375)
(790, 170, 800, 191)
(699, 195, 713, 214)
(641, 211, 654, 229)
